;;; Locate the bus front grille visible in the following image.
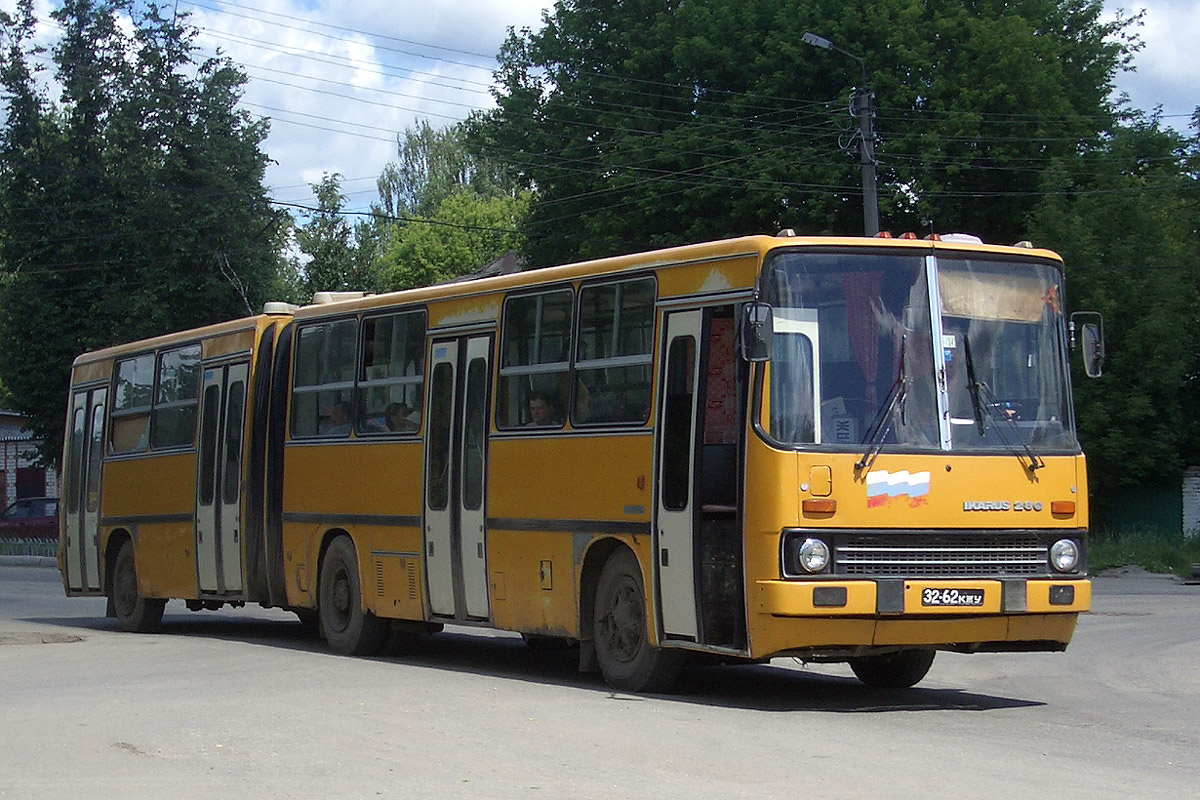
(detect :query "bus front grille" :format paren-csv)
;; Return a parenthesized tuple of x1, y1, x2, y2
(833, 532, 1049, 578)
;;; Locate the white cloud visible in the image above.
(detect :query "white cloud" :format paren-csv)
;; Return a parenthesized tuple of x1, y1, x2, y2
(1106, 1, 1199, 122)
(174, 0, 551, 212)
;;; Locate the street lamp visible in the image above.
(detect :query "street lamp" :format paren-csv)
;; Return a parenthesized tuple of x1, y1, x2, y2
(802, 32, 879, 236)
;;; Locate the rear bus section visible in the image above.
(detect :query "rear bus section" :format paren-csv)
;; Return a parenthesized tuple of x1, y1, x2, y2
(60, 314, 288, 630)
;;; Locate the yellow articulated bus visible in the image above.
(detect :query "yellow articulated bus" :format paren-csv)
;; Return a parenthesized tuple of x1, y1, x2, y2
(60, 233, 1101, 691)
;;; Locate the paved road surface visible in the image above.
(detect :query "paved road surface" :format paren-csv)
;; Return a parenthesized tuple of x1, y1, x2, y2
(1, 562, 1197, 799)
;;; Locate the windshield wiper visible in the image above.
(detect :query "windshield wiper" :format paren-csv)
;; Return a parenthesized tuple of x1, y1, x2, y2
(856, 335, 908, 472)
(963, 335, 1044, 473)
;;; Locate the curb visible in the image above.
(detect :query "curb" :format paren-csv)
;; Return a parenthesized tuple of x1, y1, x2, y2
(0, 555, 57, 568)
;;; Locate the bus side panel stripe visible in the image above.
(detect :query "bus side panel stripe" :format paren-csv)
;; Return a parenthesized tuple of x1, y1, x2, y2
(487, 518, 651, 536)
(282, 513, 422, 528)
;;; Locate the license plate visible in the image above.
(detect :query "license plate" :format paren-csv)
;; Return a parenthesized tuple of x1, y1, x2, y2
(921, 587, 985, 607)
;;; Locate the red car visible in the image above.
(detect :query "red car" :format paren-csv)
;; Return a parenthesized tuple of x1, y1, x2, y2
(0, 497, 59, 539)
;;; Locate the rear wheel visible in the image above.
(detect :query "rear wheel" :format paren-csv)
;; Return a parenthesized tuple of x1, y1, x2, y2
(318, 536, 387, 656)
(849, 649, 935, 688)
(593, 549, 682, 692)
(110, 539, 165, 633)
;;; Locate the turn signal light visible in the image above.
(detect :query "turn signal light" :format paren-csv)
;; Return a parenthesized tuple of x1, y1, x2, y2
(802, 499, 837, 514)
(1050, 500, 1076, 515)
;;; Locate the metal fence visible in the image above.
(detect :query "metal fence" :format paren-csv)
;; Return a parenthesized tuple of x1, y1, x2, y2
(0, 538, 57, 557)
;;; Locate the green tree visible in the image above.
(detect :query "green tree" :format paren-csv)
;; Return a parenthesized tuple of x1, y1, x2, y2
(468, 0, 1137, 266)
(377, 120, 521, 219)
(379, 193, 529, 289)
(1027, 112, 1200, 518)
(374, 121, 530, 290)
(0, 0, 285, 463)
(295, 173, 373, 295)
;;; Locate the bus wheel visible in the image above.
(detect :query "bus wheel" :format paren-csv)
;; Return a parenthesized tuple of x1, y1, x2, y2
(318, 536, 387, 656)
(593, 549, 682, 693)
(849, 649, 935, 689)
(110, 539, 165, 633)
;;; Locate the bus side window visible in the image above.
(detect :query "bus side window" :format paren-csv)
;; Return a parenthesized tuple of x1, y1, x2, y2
(356, 310, 426, 435)
(151, 344, 201, 449)
(291, 319, 357, 438)
(574, 276, 655, 425)
(496, 288, 573, 429)
(110, 353, 154, 453)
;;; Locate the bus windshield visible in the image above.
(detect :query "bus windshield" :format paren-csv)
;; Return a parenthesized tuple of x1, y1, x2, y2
(762, 249, 1077, 454)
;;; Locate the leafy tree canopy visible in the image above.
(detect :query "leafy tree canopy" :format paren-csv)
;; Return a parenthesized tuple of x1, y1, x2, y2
(294, 173, 382, 296)
(1028, 111, 1200, 507)
(379, 192, 530, 290)
(0, 0, 286, 463)
(468, 0, 1139, 265)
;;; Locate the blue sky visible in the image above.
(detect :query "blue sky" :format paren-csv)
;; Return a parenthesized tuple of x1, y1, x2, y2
(3, 1, 1195, 217)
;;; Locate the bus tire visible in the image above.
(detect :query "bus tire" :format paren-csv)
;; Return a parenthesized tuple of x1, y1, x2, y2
(110, 539, 165, 633)
(593, 549, 682, 693)
(849, 649, 935, 688)
(318, 536, 387, 656)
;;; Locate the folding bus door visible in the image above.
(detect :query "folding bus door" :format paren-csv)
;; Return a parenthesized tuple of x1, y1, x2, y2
(424, 335, 493, 621)
(656, 310, 703, 640)
(196, 362, 248, 594)
(63, 388, 106, 593)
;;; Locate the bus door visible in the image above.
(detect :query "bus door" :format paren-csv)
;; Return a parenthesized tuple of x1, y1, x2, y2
(655, 307, 746, 649)
(64, 387, 106, 593)
(656, 310, 703, 640)
(424, 335, 493, 620)
(196, 362, 248, 594)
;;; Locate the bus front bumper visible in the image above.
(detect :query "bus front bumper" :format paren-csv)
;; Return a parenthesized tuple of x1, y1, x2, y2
(755, 577, 1090, 617)
(748, 578, 1090, 658)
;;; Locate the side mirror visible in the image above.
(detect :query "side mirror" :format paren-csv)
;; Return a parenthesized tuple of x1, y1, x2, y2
(1070, 312, 1105, 378)
(739, 302, 774, 362)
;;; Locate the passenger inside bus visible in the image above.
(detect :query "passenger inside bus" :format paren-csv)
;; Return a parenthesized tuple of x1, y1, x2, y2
(386, 402, 419, 432)
(527, 392, 562, 426)
(323, 400, 353, 436)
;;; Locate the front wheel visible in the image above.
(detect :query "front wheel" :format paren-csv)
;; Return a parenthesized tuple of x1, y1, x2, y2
(593, 549, 682, 692)
(318, 536, 387, 656)
(110, 539, 165, 633)
(848, 649, 935, 688)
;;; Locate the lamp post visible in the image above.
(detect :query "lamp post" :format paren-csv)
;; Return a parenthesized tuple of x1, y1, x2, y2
(802, 32, 880, 236)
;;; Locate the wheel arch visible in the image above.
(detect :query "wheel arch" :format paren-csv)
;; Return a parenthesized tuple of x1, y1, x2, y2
(577, 536, 640, 669)
(314, 527, 364, 609)
(103, 528, 133, 598)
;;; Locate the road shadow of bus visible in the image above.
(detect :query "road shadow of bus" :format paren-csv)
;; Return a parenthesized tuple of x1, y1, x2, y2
(28, 610, 1042, 713)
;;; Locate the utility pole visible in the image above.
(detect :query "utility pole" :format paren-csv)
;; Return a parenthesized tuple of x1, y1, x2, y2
(802, 33, 880, 236)
(853, 86, 880, 236)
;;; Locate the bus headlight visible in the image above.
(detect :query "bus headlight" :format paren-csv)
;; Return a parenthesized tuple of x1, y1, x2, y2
(1050, 539, 1080, 573)
(798, 538, 830, 573)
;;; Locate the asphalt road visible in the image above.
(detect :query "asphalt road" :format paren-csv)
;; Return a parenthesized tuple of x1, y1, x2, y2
(1, 561, 1197, 799)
